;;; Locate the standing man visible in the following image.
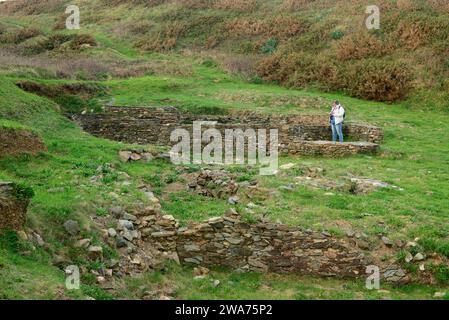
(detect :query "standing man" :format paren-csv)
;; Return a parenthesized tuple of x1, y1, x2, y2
(329, 100, 345, 143)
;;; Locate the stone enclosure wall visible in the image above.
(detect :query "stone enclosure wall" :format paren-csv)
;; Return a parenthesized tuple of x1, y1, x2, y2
(72, 107, 383, 156)
(139, 209, 368, 278)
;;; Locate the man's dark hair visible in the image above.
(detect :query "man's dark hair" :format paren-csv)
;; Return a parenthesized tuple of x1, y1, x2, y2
(335, 100, 340, 105)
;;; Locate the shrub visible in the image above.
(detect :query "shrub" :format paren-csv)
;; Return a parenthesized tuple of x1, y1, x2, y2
(25, 34, 97, 54)
(282, 0, 313, 11)
(220, 55, 256, 79)
(257, 52, 411, 102)
(336, 32, 395, 61)
(213, 0, 257, 12)
(396, 15, 449, 50)
(339, 59, 412, 102)
(330, 30, 344, 40)
(260, 38, 278, 54)
(137, 34, 177, 52)
(225, 16, 307, 40)
(0, 27, 41, 44)
(11, 182, 35, 200)
(432, 264, 449, 283)
(0, 0, 65, 15)
(69, 34, 97, 50)
(257, 51, 338, 89)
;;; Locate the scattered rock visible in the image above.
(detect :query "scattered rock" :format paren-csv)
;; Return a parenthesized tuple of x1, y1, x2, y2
(119, 150, 154, 163)
(382, 266, 408, 284)
(118, 219, 134, 230)
(52, 254, 68, 268)
(405, 252, 413, 263)
(346, 230, 355, 238)
(123, 213, 137, 221)
(63, 220, 80, 236)
(193, 266, 210, 277)
(108, 206, 123, 218)
(247, 202, 258, 209)
(434, 292, 446, 298)
(188, 169, 239, 199)
(32, 232, 45, 246)
(381, 236, 394, 247)
(280, 163, 295, 170)
(97, 276, 106, 284)
(228, 196, 239, 205)
(414, 253, 425, 261)
(17, 230, 28, 241)
(74, 238, 91, 248)
(115, 236, 127, 248)
(279, 184, 294, 191)
(107, 228, 117, 237)
(355, 239, 371, 250)
(88, 245, 103, 257)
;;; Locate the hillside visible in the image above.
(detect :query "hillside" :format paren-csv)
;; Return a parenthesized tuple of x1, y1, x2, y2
(0, 0, 448, 301)
(1, 0, 448, 109)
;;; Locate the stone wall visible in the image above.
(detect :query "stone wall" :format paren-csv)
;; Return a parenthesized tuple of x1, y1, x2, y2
(0, 127, 46, 158)
(71, 106, 383, 156)
(0, 182, 29, 231)
(139, 209, 368, 278)
(283, 141, 380, 157)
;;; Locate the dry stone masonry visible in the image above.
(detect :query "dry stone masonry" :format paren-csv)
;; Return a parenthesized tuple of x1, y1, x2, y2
(72, 106, 383, 157)
(136, 208, 369, 278)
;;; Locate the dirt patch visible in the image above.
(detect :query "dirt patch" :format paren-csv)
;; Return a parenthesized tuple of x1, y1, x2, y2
(0, 127, 46, 157)
(0, 182, 31, 231)
(16, 80, 108, 99)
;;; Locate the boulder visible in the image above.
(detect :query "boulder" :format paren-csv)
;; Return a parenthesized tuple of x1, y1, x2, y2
(63, 220, 80, 236)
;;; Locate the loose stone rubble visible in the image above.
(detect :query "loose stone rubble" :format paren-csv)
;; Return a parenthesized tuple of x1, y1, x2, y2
(187, 169, 239, 199)
(83, 199, 372, 279)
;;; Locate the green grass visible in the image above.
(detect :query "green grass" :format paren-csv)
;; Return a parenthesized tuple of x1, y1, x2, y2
(0, 1, 448, 299)
(1, 59, 449, 297)
(115, 262, 447, 300)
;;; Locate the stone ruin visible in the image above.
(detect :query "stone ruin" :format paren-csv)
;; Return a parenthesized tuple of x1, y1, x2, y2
(123, 207, 369, 278)
(115, 206, 408, 283)
(72, 106, 383, 157)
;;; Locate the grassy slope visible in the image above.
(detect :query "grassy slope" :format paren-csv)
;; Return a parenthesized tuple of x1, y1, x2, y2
(0, 1, 448, 299)
(1, 64, 448, 299)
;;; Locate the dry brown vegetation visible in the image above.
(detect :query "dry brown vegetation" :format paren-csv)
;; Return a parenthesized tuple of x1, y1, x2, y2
(0, 27, 41, 44)
(1, 0, 448, 104)
(335, 33, 395, 61)
(256, 52, 411, 102)
(0, 0, 68, 15)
